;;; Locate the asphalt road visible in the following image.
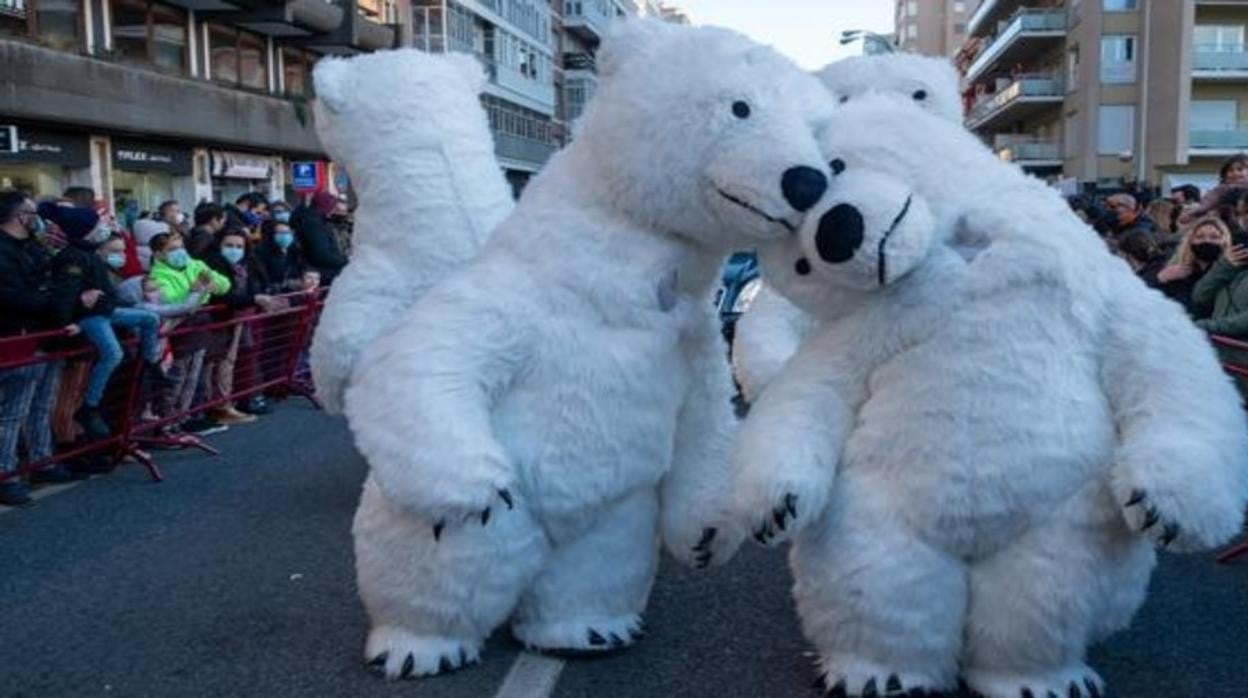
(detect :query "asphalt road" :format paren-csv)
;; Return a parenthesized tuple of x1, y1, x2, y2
(2, 403, 1246, 698)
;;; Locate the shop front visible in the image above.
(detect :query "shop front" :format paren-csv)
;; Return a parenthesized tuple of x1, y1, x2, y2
(0, 124, 91, 198)
(112, 138, 194, 214)
(211, 149, 280, 204)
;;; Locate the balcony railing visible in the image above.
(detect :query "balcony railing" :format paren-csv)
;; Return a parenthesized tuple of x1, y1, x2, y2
(996, 139, 1061, 163)
(965, 9, 1066, 81)
(1, 0, 27, 17)
(1193, 44, 1248, 74)
(563, 0, 612, 42)
(968, 75, 1064, 123)
(563, 51, 595, 72)
(1190, 125, 1248, 151)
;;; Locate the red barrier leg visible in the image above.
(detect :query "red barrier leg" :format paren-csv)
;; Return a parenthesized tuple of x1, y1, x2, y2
(1217, 539, 1248, 564)
(119, 444, 165, 483)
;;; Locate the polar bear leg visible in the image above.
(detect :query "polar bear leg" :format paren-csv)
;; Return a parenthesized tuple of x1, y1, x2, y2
(793, 476, 966, 696)
(353, 477, 549, 679)
(511, 487, 658, 653)
(961, 486, 1155, 698)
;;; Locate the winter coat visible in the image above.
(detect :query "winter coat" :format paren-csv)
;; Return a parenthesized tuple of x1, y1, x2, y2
(149, 257, 230, 306)
(51, 243, 118, 320)
(1157, 264, 1214, 318)
(256, 243, 306, 294)
(290, 206, 346, 284)
(204, 250, 267, 311)
(1193, 258, 1248, 337)
(0, 231, 75, 335)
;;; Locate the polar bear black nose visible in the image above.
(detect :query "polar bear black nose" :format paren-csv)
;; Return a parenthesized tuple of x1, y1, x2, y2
(815, 204, 865, 264)
(781, 166, 828, 213)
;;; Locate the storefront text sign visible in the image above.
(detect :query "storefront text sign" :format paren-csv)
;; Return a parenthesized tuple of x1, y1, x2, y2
(0, 126, 90, 167)
(112, 139, 193, 175)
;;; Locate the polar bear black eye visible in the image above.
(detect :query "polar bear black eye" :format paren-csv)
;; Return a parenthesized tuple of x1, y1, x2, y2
(830, 159, 846, 176)
(795, 257, 812, 276)
(732, 101, 751, 119)
(912, 89, 928, 101)
(839, 95, 849, 104)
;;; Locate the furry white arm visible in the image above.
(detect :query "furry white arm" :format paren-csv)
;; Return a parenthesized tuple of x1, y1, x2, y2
(731, 284, 813, 403)
(344, 284, 530, 528)
(661, 316, 746, 569)
(1101, 276, 1248, 552)
(732, 327, 864, 547)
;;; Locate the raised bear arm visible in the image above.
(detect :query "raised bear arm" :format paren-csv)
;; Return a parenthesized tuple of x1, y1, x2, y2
(1101, 276, 1248, 552)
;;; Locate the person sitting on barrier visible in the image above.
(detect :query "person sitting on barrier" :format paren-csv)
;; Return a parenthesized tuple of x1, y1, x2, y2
(0, 191, 88, 507)
(44, 205, 168, 440)
(149, 232, 230, 305)
(1155, 217, 1232, 317)
(257, 219, 306, 294)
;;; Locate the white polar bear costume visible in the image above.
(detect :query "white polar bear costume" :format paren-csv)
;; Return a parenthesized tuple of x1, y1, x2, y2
(732, 94, 1248, 698)
(308, 49, 513, 414)
(344, 21, 836, 679)
(731, 52, 962, 404)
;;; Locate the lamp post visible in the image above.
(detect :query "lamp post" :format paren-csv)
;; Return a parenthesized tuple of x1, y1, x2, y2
(840, 30, 896, 55)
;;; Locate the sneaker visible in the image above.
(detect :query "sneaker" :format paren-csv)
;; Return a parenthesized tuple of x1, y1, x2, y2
(238, 396, 272, 416)
(210, 406, 257, 425)
(74, 405, 112, 440)
(29, 464, 88, 484)
(181, 417, 229, 437)
(0, 480, 33, 507)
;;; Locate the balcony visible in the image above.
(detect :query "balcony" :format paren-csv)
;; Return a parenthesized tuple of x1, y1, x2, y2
(994, 137, 1062, 169)
(964, 9, 1066, 83)
(563, 0, 612, 45)
(494, 131, 556, 170)
(205, 0, 343, 37)
(966, 0, 1025, 38)
(1190, 124, 1248, 156)
(563, 51, 595, 73)
(1193, 44, 1248, 80)
(285, 0, 396, 54)
(966, 75, 1064, 131)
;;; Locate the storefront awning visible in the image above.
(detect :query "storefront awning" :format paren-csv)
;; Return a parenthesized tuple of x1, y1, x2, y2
(211, 150, 273, 180)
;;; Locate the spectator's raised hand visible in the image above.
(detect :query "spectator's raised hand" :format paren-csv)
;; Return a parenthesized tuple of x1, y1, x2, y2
(1157, 264, 1193, 283)
(64, 323, 80, 337)
(1227, 245, 1248, 267)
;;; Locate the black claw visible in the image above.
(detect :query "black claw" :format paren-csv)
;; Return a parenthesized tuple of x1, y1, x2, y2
(400, 653, 415, 679)
(773, 508, 788, 530)
(459, 647, 468, 667)
(826, 679, 848, 698)
(1046, 691, 1059, 698)
(608, 632, 625, 647)
(1141, 506, 1160, 531)
(433, 520, 445, 541)
(1124, 488, 1146, 507)
(1068, 681, 1082, 698)
(695, 552, 712, 568)
(694, 527, 717, 551)
(1160, 521, 1181, 547)
(481, 507, 491, 525)
(886, 674, 903, 694)
(812, 673, 828, 690)
(1021, 689, 1034, 698)
(367, 652, 388, 668)
(753, 527, 769, 544)
(498, 488, 514, 509)
(784, 493, 798, 518)
(1084, 679, 1101, 698)
(587, 629, 607, 646)
(862, 677, 879, 697)
(439, 656, 453, 674)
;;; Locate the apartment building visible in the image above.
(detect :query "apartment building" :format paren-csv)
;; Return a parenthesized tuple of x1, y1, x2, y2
(960, 0, 1248, 192)
(0, 0, 401, 209)
(896, 0, 971, 58)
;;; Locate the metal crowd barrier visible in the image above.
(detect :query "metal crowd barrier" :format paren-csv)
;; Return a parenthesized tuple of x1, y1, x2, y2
(1209, 334, 1248, 564)
(0, 290, 325, 484)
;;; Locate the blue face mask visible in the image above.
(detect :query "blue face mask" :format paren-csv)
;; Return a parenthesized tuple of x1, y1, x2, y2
(222, 247, 245, 265)
(274, 232, 294, 249)
(274, 211, 291, 224)
(165, 249, 190, 269)
(105, 252, 126, 269)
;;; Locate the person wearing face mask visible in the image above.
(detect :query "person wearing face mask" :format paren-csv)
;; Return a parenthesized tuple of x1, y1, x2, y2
(290, 190, 347, 285)
(269, 201, 292, 225)
(257, 219, 306, 293)
(1156, 218, 1233, 315)
(148, 232, 230, 306)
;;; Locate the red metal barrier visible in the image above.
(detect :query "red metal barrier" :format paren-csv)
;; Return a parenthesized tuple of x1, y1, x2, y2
(0, 290, 324, 486)
(1209, 334, 1248, 564)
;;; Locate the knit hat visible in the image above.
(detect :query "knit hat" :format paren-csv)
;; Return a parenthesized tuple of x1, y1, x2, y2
(44, 205, 100, 241)
(311, 190, 338, 217)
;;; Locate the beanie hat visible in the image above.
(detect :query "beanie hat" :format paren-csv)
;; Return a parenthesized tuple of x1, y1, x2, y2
(45, 205, 100, 241)
(311, 190, 338, 217)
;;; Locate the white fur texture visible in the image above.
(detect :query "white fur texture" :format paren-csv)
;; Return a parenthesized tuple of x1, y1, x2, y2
(308, 49, 513, 414)
(344, 21, 837, 677)
(733, 94, 1248, 697)
(732, 52, 963, 402)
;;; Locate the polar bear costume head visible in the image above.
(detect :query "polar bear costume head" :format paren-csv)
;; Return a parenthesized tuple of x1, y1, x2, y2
(569, 21, 837, 244)
(817, 52, 962, 123)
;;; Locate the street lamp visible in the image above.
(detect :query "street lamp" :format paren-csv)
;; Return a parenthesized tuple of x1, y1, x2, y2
(840, 30, 896, 55)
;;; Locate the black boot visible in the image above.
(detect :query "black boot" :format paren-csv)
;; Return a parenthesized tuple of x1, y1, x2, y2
(74, 405, 112, 440)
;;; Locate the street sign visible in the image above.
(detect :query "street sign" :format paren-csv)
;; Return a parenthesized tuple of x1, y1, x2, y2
(0, 125, 17, 155)
(291, 161, 320, 192)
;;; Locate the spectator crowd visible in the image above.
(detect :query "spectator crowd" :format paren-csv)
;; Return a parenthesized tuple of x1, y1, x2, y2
(0, 186, 354, 507)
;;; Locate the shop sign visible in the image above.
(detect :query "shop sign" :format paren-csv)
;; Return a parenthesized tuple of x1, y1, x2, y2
(112, 139, 193, 175)
(291, 161, 321, 192)
(212, 150, 274, 180)
(0, 125, 90, 167)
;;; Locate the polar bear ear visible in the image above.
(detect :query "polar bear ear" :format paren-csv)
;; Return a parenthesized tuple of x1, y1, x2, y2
(312, 56, 355, 114)
(598, 19, 671, 79)
(444, 52, 489, 94)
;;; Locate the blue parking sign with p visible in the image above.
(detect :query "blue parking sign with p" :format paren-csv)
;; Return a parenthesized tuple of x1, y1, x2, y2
(292, 161, 318, 191)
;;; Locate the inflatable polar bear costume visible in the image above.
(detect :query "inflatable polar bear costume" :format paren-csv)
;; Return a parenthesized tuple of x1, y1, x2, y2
(728, 93, 1248, 698)
(344, 21, 836, 679)
(731, 52, 962, 404)
(308, 49, 513, 415)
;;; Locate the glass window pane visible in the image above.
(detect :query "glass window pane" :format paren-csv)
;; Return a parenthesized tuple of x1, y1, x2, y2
(238, 31, 266, 89)
(1097, 105, 1134, 155)
(151, 3, 185, 71)
(283, 49, 308, 96)
(37, 0, 80, 49)
(110, 0, 148, 63)
(210, 25, 238, 84)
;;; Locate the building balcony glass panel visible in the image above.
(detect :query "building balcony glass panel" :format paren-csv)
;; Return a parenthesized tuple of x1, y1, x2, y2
(1190, 125, 1248, 156)
(994, 137, 1062, 168)
(964, 9, 1066, 83)
(966, 75, 1064, 131)
(1193, 44, 1248, 80)
(966, 0, 1026, 38)
(562, 0, 610, 45)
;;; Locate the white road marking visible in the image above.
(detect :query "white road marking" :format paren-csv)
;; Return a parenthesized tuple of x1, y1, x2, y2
(493, 653, 566, 698)
(0, 481, 81, 515)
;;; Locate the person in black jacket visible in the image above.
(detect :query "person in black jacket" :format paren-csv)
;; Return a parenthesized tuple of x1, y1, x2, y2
(256, 219, 306, 294)
(0, 191, 83, 506)
(290, 191, 347, 285)
(45, 205, 165, 439)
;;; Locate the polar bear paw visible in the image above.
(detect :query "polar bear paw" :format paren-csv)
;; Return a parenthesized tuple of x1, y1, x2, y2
(750, 492, 803, 547)
(814, 653, 951, 697)
(364, 626, 481, 680)
(512, 614, 644, 656)
(962, 663, 1103, 698)
(1117, 487, 1186, 551)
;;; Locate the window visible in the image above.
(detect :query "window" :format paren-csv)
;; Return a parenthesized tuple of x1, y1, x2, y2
(1097, 105, 1134, 155)
(1191, 100, 1238, 131)
(1, 0, 82, 50)
(1103, 0, 1137, 10)
(1100, 35, 1135, 83)
(208, 24, 267, 90)
(907, 23, 917, 39)
(1066, 45, 1080, 90)
(108, 0, 187, 72)
(281, 47, 315, 96)
(954, 1, 965, 13)
(907, 0, 918, 16)
(1195, 25, 1245, 53)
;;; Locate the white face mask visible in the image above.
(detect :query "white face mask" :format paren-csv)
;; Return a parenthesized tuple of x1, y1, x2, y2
(87, 222, 113, 245)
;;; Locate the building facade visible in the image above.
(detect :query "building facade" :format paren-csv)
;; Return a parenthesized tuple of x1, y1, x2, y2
(958, 0, 1248, 192)
(0, 0, 401, 211)
(895, 0, 970, 58)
